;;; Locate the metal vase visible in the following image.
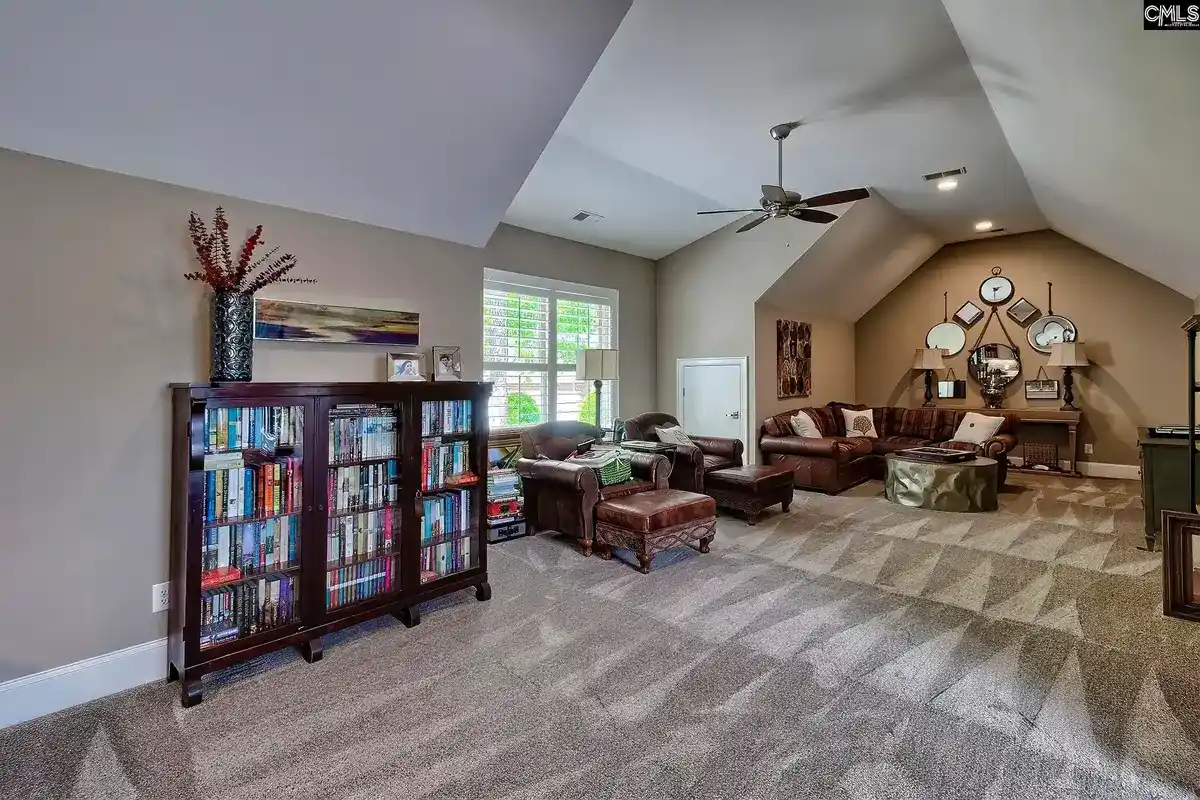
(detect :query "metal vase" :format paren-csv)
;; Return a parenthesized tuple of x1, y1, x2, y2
(210, 291, 254, 382)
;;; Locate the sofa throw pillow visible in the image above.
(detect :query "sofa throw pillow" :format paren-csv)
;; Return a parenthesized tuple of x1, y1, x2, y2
(790, 411, 824, 439)
(567, 450, 633, 486)
(952, 411, 1004, 446)
(840, 408, 878, 439)
(655, 425, 694, 448)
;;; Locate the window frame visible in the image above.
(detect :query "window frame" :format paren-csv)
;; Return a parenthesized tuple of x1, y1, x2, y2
(483, 268, 619, 433)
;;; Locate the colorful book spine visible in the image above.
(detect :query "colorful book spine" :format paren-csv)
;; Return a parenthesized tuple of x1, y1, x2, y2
(324, 557, 393, 609)
(203, 405, 304, 454)
(420, 400, 473, 437)
(329, 407, 398, 463)
(420, 441, 471, 490)
(202, 457, 302, 524)
(199, 574, 298, 649)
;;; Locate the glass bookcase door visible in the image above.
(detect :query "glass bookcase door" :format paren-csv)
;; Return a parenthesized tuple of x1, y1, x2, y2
(199, 402, 306, 651)
(324, 402, 402, 610)
(418, 399, 482, 584)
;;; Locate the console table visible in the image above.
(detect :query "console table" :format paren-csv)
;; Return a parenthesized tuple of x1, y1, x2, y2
(970, 407, 1082, 477)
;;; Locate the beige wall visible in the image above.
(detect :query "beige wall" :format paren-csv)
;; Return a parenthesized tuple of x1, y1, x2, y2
(855, 230, 1191, 465)
(0, 149, 655, 681)
(483, 224, 657, 418)
(754, 305, 856, 428)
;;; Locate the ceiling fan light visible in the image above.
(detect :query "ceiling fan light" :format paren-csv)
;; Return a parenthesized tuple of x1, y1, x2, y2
(974, 220, 994, 232)
(936, 178, 958, 191)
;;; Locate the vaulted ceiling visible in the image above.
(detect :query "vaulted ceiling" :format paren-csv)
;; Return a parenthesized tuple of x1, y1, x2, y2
(1, 1, 1194, 302)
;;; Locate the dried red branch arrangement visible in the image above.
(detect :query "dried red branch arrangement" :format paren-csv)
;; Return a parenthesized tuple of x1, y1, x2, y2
(184, 207, 316, 292)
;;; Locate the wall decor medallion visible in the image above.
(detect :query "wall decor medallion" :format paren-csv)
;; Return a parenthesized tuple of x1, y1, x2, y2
(254, 299, 419, 346)
(1007, 297, 1040, 326)
(1027, 281, 1077, 355)
(954, 301, 984, 328)
(432, 345, 463, 381)
(776, 319, 812, 399)
(184, 206, 315, 382)
(979, 267, 1015, 306)
(386, 351, 427, 382)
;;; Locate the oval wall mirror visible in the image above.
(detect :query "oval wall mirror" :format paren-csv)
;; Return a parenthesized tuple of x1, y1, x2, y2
(926, 321, 966, 357)
(967, 343, 1021, 387)
(1027, 314, 1077, 354)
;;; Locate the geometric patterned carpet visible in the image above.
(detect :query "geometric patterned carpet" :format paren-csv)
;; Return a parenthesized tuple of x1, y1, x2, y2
(4, 474, 1200, 799)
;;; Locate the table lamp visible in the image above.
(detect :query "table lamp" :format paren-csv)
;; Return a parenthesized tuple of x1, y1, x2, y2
(1048, 341, 1088, 411)
(912, 348, 946, 407)
(576, 349, 619, 430)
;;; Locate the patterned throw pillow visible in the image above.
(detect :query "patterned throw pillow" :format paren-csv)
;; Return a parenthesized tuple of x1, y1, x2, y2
(655, 425, 694, 448)
(840, 408, 878, 439)
(567, 450, 634, 486)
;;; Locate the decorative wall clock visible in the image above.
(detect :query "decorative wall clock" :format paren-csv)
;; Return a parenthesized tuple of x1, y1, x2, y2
(979, 267, 1014, 306)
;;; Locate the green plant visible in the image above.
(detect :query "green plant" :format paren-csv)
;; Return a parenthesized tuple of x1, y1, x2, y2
(578, 390, 597, 425)
(506, 392, 541, 426)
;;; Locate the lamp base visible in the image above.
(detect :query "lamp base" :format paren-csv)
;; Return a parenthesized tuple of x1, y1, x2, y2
(594, 378, 603, 431)
(923, 369, 935, 407)
(1060, 367, 1078, 412)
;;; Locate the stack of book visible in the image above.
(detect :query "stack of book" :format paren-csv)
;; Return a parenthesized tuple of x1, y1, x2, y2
(486, 468, 525, 542)
(201, 575, 298, 649)
(329, 405, 397, 462)
(420, 489, 472, 544)
(421, 439, 473, 491)
(419, 536, 474, 584)
(421, 400, 472, 436)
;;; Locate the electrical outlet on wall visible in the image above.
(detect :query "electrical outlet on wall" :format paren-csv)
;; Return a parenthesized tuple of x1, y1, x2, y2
(152, 582, 170, 613)
(1083, 444, 1094, 455)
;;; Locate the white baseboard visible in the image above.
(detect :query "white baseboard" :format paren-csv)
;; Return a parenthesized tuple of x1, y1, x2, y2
(1009, 456, 1140, 481)
(0, 638, 166, 730)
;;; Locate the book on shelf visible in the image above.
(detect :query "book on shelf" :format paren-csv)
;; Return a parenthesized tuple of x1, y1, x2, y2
(329, 405, 398, 462)
(205, 405, 303, 453)
(204, 458, 302, 524)
(421, 489, 472, 544)
(328, 507, 396, 564)
(421, 400, 473, 437)
(201, 516, 299, 588)
(419, 535, 474, 583)
(328, 461, 399, 513)
(421, 439, 472, 491)
(326, 557, 393, 608)
(200, 575, 297, 648)
(487, 469, 521, 498)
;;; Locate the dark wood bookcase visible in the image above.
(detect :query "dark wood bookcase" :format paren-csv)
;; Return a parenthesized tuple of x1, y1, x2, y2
(168, 381, 491, 707)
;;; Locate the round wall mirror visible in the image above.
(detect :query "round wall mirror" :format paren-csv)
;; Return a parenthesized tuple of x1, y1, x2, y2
(925, 321, 966, 357)
(1027, 314, 1077, 354)
(967, 343, 1021, 387)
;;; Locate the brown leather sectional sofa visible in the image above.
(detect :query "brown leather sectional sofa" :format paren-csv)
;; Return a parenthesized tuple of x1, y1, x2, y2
(758, 402, 1020, 494)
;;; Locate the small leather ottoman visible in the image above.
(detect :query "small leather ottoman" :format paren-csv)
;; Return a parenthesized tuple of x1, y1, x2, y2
(594, 489, 717, 574)
(705, 464, 794, 524)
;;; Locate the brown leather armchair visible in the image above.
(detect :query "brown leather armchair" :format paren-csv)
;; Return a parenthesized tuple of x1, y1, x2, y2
(515, 421, 671, 555)
(623, 412, 744, 493)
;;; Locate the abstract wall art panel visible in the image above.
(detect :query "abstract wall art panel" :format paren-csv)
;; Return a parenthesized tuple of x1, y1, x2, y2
(776, 319, 812, 399)
(254, 299, 419, 346)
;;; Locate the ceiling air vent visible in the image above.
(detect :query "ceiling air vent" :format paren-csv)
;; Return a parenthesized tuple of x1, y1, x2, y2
(922, 167, 967, 181)
(571, 210, 604, 223)
(980, 227, 1007, 234)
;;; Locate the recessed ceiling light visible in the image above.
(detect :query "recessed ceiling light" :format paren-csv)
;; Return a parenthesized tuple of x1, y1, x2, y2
(974, 220, 994, 232)
(936, 178, 958, 191)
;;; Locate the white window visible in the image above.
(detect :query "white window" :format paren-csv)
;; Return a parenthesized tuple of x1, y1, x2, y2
(483, 269, 617, 432)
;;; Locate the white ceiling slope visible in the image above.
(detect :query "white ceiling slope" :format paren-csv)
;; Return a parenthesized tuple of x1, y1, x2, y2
(942, 0, 1200, 298)
(0, 0, 632, 248)
(760, 196, 942, 321)
(507, 0, 1045, 259)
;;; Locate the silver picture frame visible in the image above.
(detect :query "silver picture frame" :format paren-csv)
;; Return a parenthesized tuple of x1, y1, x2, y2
(1024, 379, 1060, 400)
(431, 345, 463, 382)
(1007, 297, 1040, 326)
(954, 300, 984, 327)
(386, 351, 427, 382)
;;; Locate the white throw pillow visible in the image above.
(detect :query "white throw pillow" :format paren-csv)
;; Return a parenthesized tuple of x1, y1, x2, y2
(655, 425, 694, 447)
(953, 411, 1004, 445)
(790, 411, 824, 439)
(840, 409, 878, 439)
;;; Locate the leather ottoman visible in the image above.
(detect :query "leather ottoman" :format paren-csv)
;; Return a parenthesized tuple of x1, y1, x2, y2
(593, 489, 717, 574)
(705, 464, 794, 524)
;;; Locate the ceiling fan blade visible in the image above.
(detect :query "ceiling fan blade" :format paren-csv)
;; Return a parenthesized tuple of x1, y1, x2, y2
(696, 209, 761, 215)
(761, 185, 789, 205)
(737, 215, 771, 233)
(799, 188, 870, 208)
(791, 208, 838, 224)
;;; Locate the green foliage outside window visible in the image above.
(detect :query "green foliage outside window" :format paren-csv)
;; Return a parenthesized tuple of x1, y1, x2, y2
(506, 392, 541, 426)
(579, 390, 597, 425)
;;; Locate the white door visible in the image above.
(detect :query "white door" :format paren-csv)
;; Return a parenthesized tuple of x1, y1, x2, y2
(678, 358, 748, 451)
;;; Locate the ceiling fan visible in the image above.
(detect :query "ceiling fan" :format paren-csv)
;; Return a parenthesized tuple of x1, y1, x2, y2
(697, 122, 870, 233)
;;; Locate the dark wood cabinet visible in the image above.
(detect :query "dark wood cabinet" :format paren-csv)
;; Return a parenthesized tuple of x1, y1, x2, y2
(1138, 427, 1200, 552)
(168, 381, 491, 707)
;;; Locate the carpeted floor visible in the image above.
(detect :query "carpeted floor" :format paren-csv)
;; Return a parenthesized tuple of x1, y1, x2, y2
(5, 473, 1200, 799)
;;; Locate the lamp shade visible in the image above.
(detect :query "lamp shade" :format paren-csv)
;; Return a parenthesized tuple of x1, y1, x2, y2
(576, 349, 619, 381)
(912, 348, 946, 371)
(1047, 341, 1088, 368)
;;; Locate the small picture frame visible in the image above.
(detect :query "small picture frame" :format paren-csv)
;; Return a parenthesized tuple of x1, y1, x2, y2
(386, 351, 426, 382)
(954, 300, 984, 327)
(1024, 379, 1060, 400)
(1007, 297, 1040, 326)
(432, 345, 463, 381)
